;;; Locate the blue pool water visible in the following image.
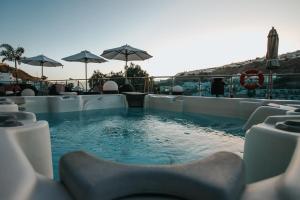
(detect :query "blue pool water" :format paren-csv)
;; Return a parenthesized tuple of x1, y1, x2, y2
(37, 108, 245, 179)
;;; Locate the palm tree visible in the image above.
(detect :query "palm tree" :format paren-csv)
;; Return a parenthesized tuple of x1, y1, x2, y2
(0, 44, 25, 83)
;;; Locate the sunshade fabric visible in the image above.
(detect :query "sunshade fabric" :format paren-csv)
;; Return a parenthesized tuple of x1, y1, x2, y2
(101, 45, 152, 61)
(62, 50, 107, 63)
(21, 55, 63, 67)
(266, 27, 280, 68)
(62, 50, 107, 92)
(266, 27, 280, 99)
(266, 27, 279, 59)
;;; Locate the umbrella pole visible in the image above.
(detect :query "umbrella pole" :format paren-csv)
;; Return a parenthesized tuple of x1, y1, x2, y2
(85, 62, 88, 92)
(41, 63, 44, 77)
(125, 60, 127, 77)
(125, 52, 128, 78)
(268, 70, 273, 99)
(125, 53, 129, 84)
(40, 62, 44, 96)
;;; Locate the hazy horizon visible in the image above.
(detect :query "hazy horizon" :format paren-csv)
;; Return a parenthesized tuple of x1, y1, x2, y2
(1, 0, 300, 79)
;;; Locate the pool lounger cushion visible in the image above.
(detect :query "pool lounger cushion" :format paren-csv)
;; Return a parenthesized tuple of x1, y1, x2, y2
(59, 151, 245, 200)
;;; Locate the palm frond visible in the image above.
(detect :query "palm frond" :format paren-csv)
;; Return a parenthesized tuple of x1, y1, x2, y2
(0, 50, 13, 62)
(15, 47, 25, 57)
(0, 44, 26, 64)
(0, 44, 14, 62)
(0, 50, 9, 57)
(0, 44, 14, 52)
(0, 50, 6, 57)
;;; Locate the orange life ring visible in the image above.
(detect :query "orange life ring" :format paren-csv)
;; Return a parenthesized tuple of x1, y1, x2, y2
(240, 69, 264, 90)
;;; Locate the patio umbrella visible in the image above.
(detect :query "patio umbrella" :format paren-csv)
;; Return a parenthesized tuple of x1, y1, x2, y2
(266, 27, 280, 99)
(62, 50, 107, 92)
(21, 54, 63, 77)
(100, 44, 152, 78)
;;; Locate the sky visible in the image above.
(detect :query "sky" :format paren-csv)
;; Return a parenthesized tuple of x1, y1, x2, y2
(1, 0, 300, 80)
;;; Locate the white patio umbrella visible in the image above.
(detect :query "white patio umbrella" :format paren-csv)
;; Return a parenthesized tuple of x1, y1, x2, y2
(62, 50, 107, 92)
(21, 54, 63, 77)
(100, 44, 152, 78)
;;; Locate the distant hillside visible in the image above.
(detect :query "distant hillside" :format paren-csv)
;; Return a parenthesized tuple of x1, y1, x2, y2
(0, 63, 41, 81)
(176, 50, 300, 76)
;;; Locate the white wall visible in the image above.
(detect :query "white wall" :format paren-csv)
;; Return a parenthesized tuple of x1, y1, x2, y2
(10, 94, 127, 113)
(145, 95, 300, 120)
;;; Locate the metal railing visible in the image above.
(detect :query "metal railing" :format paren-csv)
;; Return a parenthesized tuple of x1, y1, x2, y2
(149, 73, 300, 100)
(1, 73, 300, 100)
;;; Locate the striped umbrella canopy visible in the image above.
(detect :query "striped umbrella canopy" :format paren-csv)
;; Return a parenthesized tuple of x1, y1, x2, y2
(62, 50, 107, 91)
(21, 54, 63, 77)
(101, 44, 152, 77)
(266, 27, 280, 69)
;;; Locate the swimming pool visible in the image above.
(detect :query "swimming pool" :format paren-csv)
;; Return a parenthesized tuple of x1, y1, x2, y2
(37, 108, 245, 178)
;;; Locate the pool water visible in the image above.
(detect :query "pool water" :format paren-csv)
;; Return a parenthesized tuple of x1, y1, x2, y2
(37, 108, 245, 179)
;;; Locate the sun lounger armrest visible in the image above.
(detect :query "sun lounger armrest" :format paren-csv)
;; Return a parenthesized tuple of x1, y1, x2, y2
(59, 151, 245, 200)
